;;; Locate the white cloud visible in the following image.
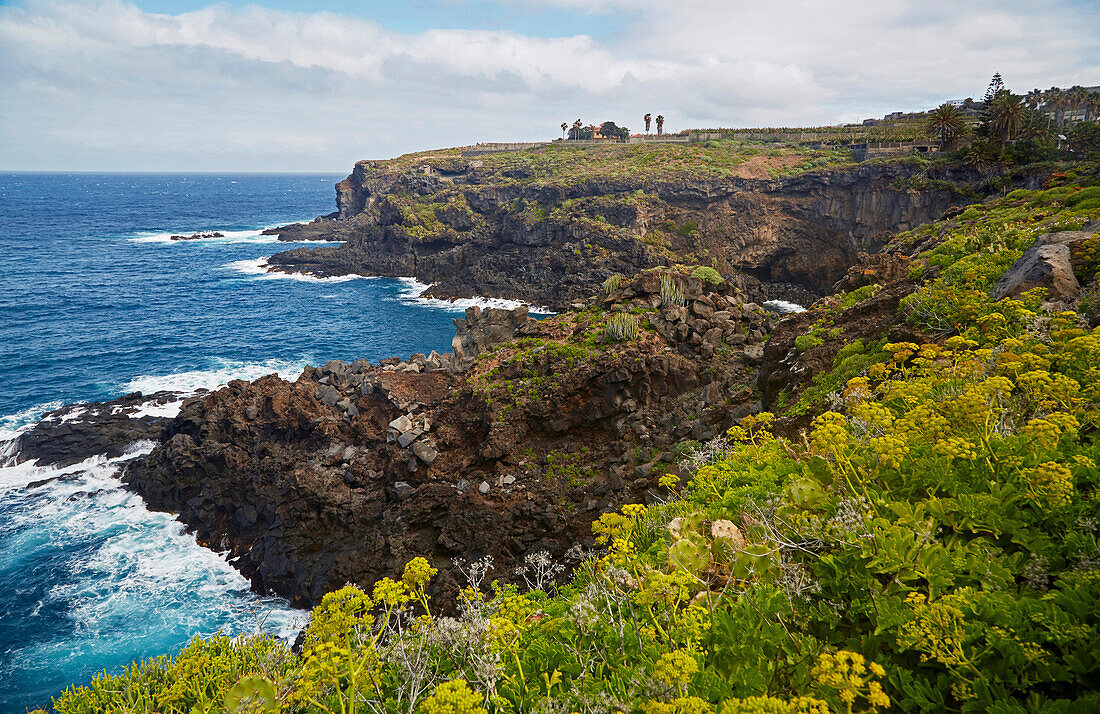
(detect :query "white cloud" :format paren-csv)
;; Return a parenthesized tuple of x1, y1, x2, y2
(0, 0, 1096, 170)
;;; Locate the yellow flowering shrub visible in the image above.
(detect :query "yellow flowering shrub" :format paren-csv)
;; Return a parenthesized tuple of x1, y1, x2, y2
(653, 649, 699, 689)
(811, 651, 889, 713)
(420, 680, 487, 714)
(720, 696, 831, 714)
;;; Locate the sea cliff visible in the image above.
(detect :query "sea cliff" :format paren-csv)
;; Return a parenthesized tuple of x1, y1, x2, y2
(263, 144, 1032, 309)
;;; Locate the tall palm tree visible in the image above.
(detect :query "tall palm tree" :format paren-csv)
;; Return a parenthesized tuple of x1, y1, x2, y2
(984, 91, 1026, 144)
(644, 113, 652, 133)
(1047, 87, 1068, 130)
(571, 119, 583, 140)
(656, 114, 665, 135)
(1025, 89, 1044, 110)
(1068, 86, 1090, 123)
(561, 122, 568, 140)
(1085, 93, 1100, 122)
(926, 103, 966, 150)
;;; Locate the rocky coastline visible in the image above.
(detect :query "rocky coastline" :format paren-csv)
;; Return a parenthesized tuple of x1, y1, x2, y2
(260, 157, 1031, 311)
(12, 268, 780, 608)
(7, 149, 1069, 615)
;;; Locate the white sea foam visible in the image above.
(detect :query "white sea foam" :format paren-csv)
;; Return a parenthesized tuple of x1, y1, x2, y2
(127, 221, 342, 246)
(122, 357, 310, 396)
(0, 445, 306, 644)
(763, 299, 807, 314)
(0, 400, 64, 449)
(224, 257, 376, 283)
(110, 400, 184, 419)
(129, 227, 282, 245)
(394, 277, 555, 314)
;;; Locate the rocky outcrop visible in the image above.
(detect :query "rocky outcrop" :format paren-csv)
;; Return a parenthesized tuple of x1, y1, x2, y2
(990, 229, 1098, 302)
(170, 231, 223, 241)
(452, 306, 539, 370)
(123, 270, 774, 608)
(991, 244, 1080, 302)
(10, 392, 184, 468)
(267, 158, 1004, 311)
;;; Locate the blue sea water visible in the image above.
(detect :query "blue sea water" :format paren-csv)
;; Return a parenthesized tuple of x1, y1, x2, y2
(0, 173, 521, 711)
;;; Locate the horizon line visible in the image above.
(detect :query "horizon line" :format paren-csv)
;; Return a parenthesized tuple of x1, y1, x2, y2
(0, 170, 349, 175)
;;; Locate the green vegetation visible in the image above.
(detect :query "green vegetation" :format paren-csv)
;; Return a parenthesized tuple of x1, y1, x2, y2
(545, 447, 600, 489)
(661, 273, 686, 307)
(606, 312, 642, 342)
(471, 337, 602, 415)
(839, 284, 881, 310)
(690, 266, 723, 286)
(48, 162, 1100, 714)
(366, 140, 856, 191)
(925, 104, 967, 150)
(689, 116, 950, 145)
(604, 273, 625, 293)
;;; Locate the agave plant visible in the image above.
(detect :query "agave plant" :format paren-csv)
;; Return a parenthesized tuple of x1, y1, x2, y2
(660, 273, 685, 307)
(605, 312, 641, 342)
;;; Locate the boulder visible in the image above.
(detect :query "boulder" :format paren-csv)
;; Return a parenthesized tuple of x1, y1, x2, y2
(452, 306, 536, 370)
(412, 441, 438, 465)
(691, 300, 714, 320)
(315, 384, 341, 407)
(991, 243, 1080, 301)
(322, 360, 348, 376)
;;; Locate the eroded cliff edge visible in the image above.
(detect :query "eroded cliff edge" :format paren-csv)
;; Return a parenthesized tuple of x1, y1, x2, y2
(264, 146, 1012, 310)
(120, 270, 776, 608)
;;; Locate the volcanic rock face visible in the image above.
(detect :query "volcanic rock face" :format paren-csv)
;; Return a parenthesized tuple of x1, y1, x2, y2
(124, 270, 775, 608)
(11, 392, 184, 468)
(267, 159, 991, 310)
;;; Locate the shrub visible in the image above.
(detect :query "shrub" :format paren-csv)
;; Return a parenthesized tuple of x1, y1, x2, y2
(661, 273, 686, 307)
(678, 221, 699, 237)
(605, 312, 641, 341)
(1065, 186, 1100, 207)
(794, 333, 824, 352)
(839, 283, 881, 309)
(603, 273, 624, 293)
(690, 266, 723, 285)
(53, 635, 285, 714)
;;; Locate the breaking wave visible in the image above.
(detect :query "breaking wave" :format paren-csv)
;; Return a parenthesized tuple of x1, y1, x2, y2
(394, 277, 555, 314)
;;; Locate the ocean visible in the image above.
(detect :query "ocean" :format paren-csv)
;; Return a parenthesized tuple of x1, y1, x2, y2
(0, 173, 530, 711)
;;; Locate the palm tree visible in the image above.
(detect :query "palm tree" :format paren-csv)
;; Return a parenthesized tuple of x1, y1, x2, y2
(1085, 93, 1100, 122)
(1068, 86, 1090, 123)
(926, 103, 966, 150)
(571, 119, 583, 140)
(656, 114, 665, 135)
(1025, 89, 1044, 110)
(984, 91, 1026, 144)
(965, 140, 998, 174)
(1047, 87, 1069, 130)
(561, 122, 568, 140)
(644, 113, 652, 133)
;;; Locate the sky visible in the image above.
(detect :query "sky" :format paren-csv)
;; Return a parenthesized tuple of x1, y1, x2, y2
(1, 0, 1098, 172)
